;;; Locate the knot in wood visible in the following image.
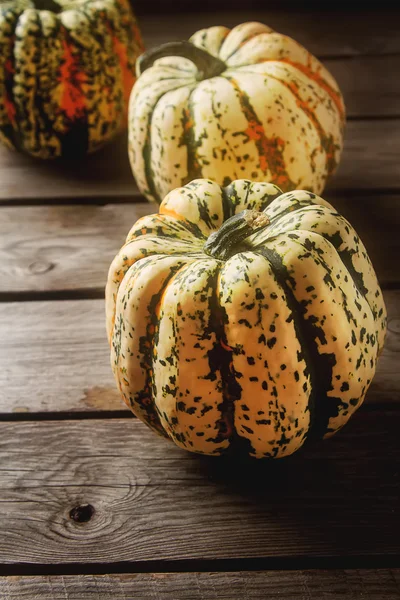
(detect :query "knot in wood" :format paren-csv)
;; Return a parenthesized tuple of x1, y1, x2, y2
(69, 504, 95, 523)
(27, 260, 55, 275)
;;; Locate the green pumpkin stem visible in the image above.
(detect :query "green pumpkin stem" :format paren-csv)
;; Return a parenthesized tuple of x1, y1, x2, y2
(32, 0, 62, 12)
(204, 210, 270, 261)
(137, 41, 226, 79)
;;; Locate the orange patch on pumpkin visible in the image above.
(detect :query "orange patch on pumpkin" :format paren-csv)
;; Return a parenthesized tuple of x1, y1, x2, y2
(112, 34, 136, 113)
(3, 59, 16, 124)
(59, 40, 86, 120)
(243, 119, 291, 188)
(227, 77, 296, 190)
(160, 206, 184, 221)
(280, 57, 345, 121)
(4, 95, 16, 124)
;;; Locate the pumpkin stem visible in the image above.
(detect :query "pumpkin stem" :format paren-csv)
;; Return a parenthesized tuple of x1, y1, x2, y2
(204, 210, 270, 261)
(137, 41, 226, 80)
(32, 0, 62, 12)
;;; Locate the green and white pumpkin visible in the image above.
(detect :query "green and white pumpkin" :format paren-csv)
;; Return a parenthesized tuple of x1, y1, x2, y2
(128, 21, 345, 203)
(106, 179, 386, 459)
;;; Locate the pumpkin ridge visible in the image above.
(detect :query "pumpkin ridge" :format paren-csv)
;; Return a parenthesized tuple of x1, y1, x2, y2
(223, 76, 297, 191)
(59, 30, 87, 123)
(256, 246, 339, 440)
(218, 35, 260, 65)
(150, 260, 195, 439)
(142, 92, 168, 204)
(279, 224, 377, 327)
(279, 57, 345, 121)
(151, 260, 230, 454)
(0, 6, 21, 150)
(158, 207, 207, 240)
(288, 225, 386, 365)
(254, 69, 340, 182)
(19, 10, 44, 155)
(180, 87, 204, 187)
(212, 267, 256, 455)
(206, 83, 245, 183)
(116, 257, 190, 436)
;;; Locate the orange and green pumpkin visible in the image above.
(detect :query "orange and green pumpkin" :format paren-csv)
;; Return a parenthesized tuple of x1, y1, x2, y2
(0, 0, 143, 158)
(128, 22, 345, 203)
(106, 179, 386, 459)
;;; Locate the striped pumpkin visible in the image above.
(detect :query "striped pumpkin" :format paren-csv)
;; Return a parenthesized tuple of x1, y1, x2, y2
(106, 179, 386, 459)
(0, 0, 143, 158)
(128, 22, 345, 204)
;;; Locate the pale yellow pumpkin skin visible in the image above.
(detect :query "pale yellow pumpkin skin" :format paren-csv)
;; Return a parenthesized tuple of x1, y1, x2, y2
(106, 179, 386, 459)
(128, 22, 345, 203)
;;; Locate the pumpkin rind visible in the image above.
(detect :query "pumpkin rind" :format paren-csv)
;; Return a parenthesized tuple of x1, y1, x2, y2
(106, 179, 386, 459)
(0, 0, 143, 158)
(128, 21, 345, 203)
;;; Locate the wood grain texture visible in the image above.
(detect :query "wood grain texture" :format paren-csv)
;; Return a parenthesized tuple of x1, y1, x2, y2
(0, 410, 399, 564)
(0, 193, 398, 295)
(0, 299, 124, 415)
(0, 203, 152, 295)
(1, 570, 400, 599)
(327, 56, 400, 118)
(0, 291, 398, 415)
(0, 102, 399, 204)
(334, 121, 400, 192)
(140, 10, 400, 58)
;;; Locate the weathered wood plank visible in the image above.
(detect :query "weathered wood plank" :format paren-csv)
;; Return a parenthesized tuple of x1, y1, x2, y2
(328, 56, 400, 118)
(0, 203, 152, 295)
(0, 410, 399, 564)
(0, 299, 124, 414)
(0, 192, 398, 295)
(0, 132, 135, 203)
(0, 291, 398, 415)
(0, 106, 399, 203)
(333, 121, 400, 192)
(1, 570, 400, 599)
(140, 10, 400, 58)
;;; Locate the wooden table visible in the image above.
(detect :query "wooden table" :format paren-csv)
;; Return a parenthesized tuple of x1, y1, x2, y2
(0, 9, 399, 599)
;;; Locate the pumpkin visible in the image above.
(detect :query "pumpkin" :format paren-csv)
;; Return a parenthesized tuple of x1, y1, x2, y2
(106, 179, 386, 459)
(0, 0, 143, 158)
(128, 22, 345, 204)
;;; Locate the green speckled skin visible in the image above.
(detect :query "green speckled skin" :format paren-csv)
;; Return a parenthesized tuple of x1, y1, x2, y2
(106, 179, 386, 459)
(0, 0, 143, 158)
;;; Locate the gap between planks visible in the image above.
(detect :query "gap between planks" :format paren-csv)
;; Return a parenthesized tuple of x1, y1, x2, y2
(1, 562, 400, 578)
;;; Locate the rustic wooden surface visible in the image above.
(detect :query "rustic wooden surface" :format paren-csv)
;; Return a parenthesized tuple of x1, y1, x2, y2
(1, 570, 399, 599)
(0, 410, 399, 566)
(0, 8, 399, 599)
